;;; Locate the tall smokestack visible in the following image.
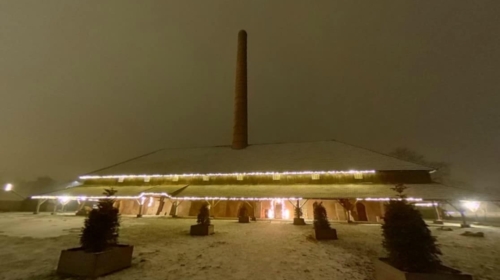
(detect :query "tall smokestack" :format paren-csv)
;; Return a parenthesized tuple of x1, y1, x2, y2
(232, 30, 248, 149)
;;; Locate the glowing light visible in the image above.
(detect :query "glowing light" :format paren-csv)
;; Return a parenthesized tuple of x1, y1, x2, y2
(79, 170, 376, 180)
(140, 197, 146, 205)
(142, 192, 170, 197)
(147, 197, 154, 207)
(414, 202, 437, 207)
(173, 197, 302, 201)
(267, 209, 274, 219)
(462, 201, 480, 212)
(31, 193, 303, 201)
(283, 209, 290, 219)
(59, 196, 70, 204)
(4, 184, 13, 192)
(32, 195, 142, 200)
(357, 197, 423, 202)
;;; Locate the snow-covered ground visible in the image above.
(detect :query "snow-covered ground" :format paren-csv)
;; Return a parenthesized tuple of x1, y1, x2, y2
(0, 213, 498, 280)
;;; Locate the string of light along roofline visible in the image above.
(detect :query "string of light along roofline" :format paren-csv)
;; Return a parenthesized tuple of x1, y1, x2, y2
(34, 193, 425, 203)
(79, 170, 376, 180)
(31, 194, 304, 201)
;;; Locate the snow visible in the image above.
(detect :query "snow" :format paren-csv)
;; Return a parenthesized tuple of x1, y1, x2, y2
(0, 213, 499, 280)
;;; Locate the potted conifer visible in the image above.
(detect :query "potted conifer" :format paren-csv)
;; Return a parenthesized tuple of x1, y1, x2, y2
(57, 189, 133, 277)
(313, 202, 337, 240)
(238, 205, 250, 223)
(376, 184, 473, 280)
(293, 201, 306, 225)
(190, 203, 214, 235)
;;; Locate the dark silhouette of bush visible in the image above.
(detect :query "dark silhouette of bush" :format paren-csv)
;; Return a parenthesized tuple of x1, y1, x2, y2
(238, 205, 248, 218)
(382, 184, 442, 272)
(313, 202, 330, 230)
(294, 205, 302, 218)
(197, 203, 211, 225)
(80, 188, 120, 252)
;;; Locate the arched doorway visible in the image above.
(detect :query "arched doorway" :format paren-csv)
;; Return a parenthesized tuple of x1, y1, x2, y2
(274, 201, 283, 219)
(356, 202, 368, 221)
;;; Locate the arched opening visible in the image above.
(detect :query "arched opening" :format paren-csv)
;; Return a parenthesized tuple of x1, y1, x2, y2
(356, 202, 368, 221)
(274, 201, 283, 219)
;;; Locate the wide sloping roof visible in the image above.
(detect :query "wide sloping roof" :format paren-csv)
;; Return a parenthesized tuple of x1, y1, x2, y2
(86, 140, 432, 176)
(32, 183, 495, 201)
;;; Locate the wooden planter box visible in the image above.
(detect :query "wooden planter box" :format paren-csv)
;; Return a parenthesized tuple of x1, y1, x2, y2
(238, 216, 250, 223)
(57, 245, 133, 278)
(293, 218, 306, 225)
(314, 228, 338, 240)
(375, 258, 473, 280)
(190, 224, 214, 236)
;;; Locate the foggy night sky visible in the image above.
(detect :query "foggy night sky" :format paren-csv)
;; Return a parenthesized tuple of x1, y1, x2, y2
(1, 1, 499, 192)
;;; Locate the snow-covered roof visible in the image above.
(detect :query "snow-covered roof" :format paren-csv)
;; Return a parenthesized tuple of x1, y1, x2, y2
(86, 140, 433, 176)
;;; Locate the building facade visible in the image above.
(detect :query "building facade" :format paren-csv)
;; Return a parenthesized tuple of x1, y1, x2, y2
(32, 31, 494, 221)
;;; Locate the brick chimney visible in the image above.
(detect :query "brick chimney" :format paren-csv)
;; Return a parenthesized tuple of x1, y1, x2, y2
(232, 30, 248, 149)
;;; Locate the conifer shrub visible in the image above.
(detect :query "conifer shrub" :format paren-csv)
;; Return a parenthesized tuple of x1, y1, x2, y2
(294, 205, 303, 219)
(197, 203, 211, 225)
(382, 184, 442, 272)
(80, 188, 120, 253)
(313, 202, 331, 230)
(238, 205, 248, 218)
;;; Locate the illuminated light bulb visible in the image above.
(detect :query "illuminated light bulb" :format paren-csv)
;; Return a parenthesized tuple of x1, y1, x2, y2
(4, 184, 13, 191)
